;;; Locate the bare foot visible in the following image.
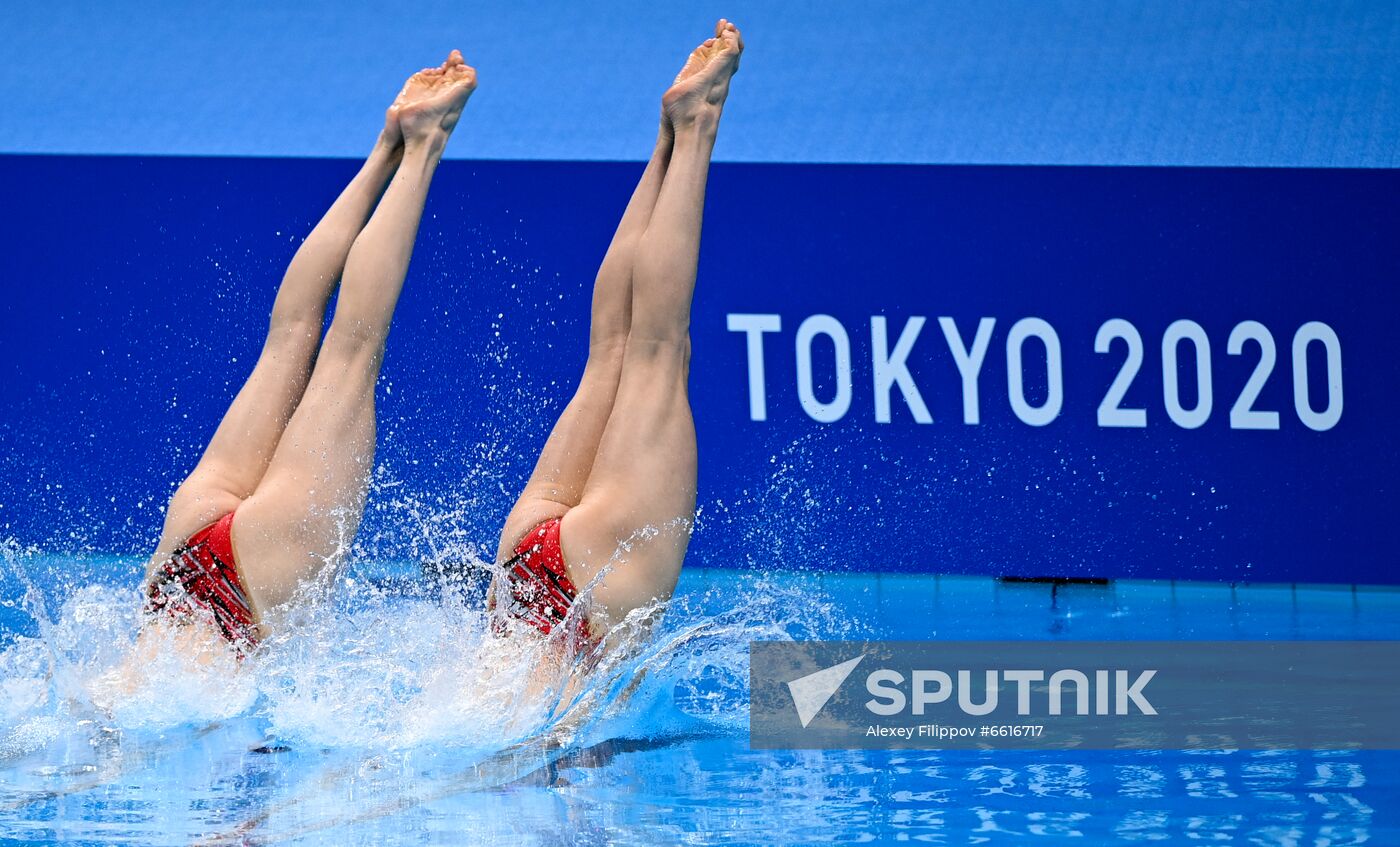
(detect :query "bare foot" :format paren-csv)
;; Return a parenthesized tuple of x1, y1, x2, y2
(388, 50, 478, 145)
(663, 20, 744, 130)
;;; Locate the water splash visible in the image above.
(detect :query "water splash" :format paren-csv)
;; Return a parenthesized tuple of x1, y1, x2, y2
(0, 536, 846, 783)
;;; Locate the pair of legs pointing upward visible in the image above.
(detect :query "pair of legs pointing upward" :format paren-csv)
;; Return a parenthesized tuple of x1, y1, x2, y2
(144, 53, 476, 646)
(495, 21, 743, 637)
(141, 19, 743, 662)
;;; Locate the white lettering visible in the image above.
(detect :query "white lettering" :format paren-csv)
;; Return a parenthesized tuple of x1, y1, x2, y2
(939, 317, 996, 424)
(795, 315, 853, 423)
(726, 313, 782, 421)
(1004, 670, 1045, 715)
(958, 669, 999, 716)
(911, 669, 952, 715)
(1162, 319, 1213, 429)
(865, 669, 906, 715)
(1006, 318, 1063, 426)
(1116, 670, 1157, 715)
(1292, 321, 1344, 431)
(871, 316, 932, 423)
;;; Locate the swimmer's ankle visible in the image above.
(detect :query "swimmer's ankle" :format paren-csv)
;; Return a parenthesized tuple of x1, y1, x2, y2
(373, 127, 404, 154)
(671, 110, 720, 138)
(404, 129, 450, 157)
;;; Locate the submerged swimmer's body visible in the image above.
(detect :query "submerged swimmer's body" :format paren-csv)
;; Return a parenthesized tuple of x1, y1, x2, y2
(130, 21, 745, 688)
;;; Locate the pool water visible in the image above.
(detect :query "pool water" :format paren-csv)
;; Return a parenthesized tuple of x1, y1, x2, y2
(0, 551, 1395, 846)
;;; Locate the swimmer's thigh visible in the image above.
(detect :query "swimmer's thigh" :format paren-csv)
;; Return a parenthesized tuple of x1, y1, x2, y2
(230, 334, 379, 619)
(562, 339, 696, 625)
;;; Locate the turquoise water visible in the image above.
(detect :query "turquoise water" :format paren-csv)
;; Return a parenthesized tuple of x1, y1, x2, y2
(0, 552, 1395, 845)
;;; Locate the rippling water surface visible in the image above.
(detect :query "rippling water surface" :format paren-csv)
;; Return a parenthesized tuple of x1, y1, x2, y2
(0, 546, 1395, 845)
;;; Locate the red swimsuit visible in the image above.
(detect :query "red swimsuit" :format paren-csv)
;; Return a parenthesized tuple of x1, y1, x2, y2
(146, 513, 585, 654)
(498, 518, 591, 646)
(144, 512, 258, 653)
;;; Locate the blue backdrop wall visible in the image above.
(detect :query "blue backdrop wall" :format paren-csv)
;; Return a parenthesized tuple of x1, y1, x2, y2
(2, 156, 1397, 583)
(2, 2, 1398, 583)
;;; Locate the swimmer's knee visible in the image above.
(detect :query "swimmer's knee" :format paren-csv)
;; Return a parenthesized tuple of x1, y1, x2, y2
(319, 319, 389, 366)
(589, 315, 631, 352)
(621, 333, 691, 368)
(263, 315, 323, 359)
(583, 336, 628, 375)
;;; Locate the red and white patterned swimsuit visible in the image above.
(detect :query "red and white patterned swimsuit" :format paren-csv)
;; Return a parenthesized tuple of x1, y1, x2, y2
(143, 512, 258, 654)
(497, 517, 592, 647)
